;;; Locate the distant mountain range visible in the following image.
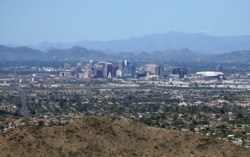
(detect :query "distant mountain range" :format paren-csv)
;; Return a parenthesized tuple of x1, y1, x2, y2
(0, 45, 106, 61)
(110, 48, 202, 62)
(0, 45, 45, 60)
(212, 50, 250, 63)
(31, 32, 250, 54)
(47, 46, 106, 60)
(0, 44, 250, 63)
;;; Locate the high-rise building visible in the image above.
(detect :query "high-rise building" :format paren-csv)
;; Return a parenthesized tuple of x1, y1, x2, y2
(118, 60, 125, 71)
(94, 64, 104, 78)
(116, 69, 122, 78)
(147, 64, 158, 75)
(155, 65, 164, 77)
(86, 69, 92, 78)
(147, 64, 164, 76)
(124, 59, 129, 66)
(172, 68, 188, 79)
(112, 65, 118, 78)
(136, 66, 147, 78)
(118, 60, 130, 77)
(123, 65, 135, 78)
(103, 63, 113, 78)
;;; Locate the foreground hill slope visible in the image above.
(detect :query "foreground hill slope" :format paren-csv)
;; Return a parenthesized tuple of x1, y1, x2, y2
(0, 116, 249, 157)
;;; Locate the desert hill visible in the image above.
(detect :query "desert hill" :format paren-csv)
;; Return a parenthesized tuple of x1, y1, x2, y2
(0, 116, 250, 157)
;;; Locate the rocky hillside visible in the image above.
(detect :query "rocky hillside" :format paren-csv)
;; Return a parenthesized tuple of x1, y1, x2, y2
(0, 116, 250, 157)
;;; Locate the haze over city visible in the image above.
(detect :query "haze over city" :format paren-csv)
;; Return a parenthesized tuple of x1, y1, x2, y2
(1, 1, 250, 157)
(1, 0, 250, 45)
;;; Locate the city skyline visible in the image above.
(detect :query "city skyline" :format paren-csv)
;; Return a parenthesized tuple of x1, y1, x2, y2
(1, 0, 250, 45)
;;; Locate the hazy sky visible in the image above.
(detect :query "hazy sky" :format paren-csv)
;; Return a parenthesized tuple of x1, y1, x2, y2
(1, 0, 250, 45)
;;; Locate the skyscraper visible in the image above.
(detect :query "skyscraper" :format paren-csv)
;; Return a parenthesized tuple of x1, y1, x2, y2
(118, 60, 125, 71)
(147, 64, 164, 76)
(94, 64, 104, 78)
(156, 65, 164, 77)
(123, 65, 135, 78)
(172, 68, 188, 79)
(147, 64, 158, 75)
(103, 63, 113, 78)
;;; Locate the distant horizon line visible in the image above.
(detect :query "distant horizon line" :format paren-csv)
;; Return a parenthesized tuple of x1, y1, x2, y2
(2, 31, 250, 47)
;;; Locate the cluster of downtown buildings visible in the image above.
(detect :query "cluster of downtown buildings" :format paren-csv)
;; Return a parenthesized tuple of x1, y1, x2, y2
(60, 59, 188, 80)
(5, 59, 250, 89)
(0, 59, 231, 88)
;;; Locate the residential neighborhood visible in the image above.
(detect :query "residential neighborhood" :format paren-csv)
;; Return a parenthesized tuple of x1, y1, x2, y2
(0, 60, 250, 148)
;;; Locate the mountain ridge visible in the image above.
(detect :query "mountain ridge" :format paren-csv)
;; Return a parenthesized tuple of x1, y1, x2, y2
(0, 44, 250, 62)
(30, 32, 250, 54)
(0, 45, 106, 61)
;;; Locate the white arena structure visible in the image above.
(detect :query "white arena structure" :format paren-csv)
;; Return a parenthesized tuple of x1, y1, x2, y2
(196, 71, 224, 79)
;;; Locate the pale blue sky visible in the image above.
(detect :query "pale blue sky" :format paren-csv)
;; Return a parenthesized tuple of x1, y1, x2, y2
(0, 0, 250, 45)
